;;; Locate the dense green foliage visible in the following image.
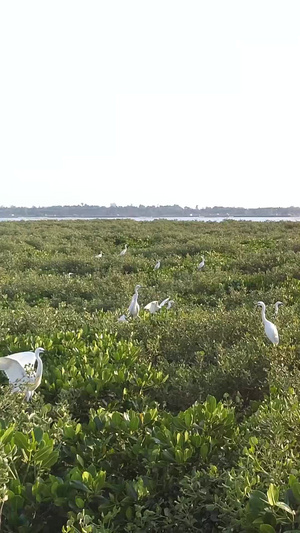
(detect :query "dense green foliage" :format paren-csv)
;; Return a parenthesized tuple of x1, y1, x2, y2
(1, 219, 300, 532)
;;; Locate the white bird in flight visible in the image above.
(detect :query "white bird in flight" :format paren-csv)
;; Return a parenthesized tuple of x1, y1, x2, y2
(0, 347, 45, 400)
(274, 301, 283, 316)
(154, 260, 161, 270)
(256, 301, 279, 345)
(198, 256, 205, 270)
(120, 244, 128, 256)
(95, 251, 103, 258)
(128, 284, 142, 318)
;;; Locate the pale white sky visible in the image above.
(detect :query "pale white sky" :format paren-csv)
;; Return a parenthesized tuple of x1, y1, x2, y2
(0, 1, 300, 208)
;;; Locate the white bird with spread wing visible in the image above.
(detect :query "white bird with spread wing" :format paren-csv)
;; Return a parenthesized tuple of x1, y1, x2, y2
(0, 347, 45, 400)
(120, 244, 128, 256)
(144, 297, 172, 314)
(198, 256, 205, 270)
(256, 301, 279, 345)
(128, 284, 142, 318)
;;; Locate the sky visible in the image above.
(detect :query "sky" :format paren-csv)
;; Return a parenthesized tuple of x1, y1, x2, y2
(0, 1, 300, 208)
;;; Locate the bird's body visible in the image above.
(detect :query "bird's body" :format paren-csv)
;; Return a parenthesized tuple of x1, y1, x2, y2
(120, 244, 128, 256)
(95, 251, 103, 258)
(198, 256, 205, 270)
(128, 284, 141, 318)
(257, 301, 279, 345)
(0, 348, 44, 400)
(154, 260, 161, 270)
(274, 301, 283, 316)
(144, 300, 160, 314)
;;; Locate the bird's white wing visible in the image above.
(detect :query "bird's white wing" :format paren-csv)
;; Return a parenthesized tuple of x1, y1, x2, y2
(0, 357, 26, 389)
(7, 351, 36, 368)
(144, 301, 154, 310)
(159, 297, 170, 308)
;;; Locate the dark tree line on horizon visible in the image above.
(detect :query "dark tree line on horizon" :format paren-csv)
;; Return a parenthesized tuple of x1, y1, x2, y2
(0, 204, 299, 217)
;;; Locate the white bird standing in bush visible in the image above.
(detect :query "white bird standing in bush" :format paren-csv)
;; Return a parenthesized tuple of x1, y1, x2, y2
(128, 285, 142, 318)
(0, 347, 45, 400)
(198, 256, 205, 270)
(95, 251, 103, 258)
(120, 244, 128, 256)
(256, 301, 279, 345)
(274, 301, 283, 316)
(154, 260, 161, 270)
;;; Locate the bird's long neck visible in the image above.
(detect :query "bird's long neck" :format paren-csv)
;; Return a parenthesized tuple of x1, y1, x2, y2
(260, 305, 267, 324)
(35, 354, 43, 383)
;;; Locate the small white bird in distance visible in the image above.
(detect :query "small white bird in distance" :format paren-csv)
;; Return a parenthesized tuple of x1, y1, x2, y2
(128, 284, 142, 318)
(0, 347, 45, 401)
(118, 314, 128, 322)
(154, 260, 161, 270)
(198, 256, 205, 270)
(95, 251, 103, 258)
(274, 301, 283, 316)
(68, 272, 74, 277)
(256, 301, 279, 345)
(120, 244, 128, 256)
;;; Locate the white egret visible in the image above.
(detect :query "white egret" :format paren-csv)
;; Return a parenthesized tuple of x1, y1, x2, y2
(68, 272, 74, 277)
(256, 301, 279, 345)
(118, 314, 128, 322)
(167, 300, 175, 309)
(128, 284, 142, 318)
(144, 297, 171, 314)
(274, 301, 283, 316)
(0, 347, 45, 400)
(95, 251, 103, 258)
(154, 260, 161, 270)
(198, 256, 205, 270)
(120, 244, 128, 256)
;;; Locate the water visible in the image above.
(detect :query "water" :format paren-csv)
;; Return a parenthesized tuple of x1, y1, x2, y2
(0, 216, 300, 222)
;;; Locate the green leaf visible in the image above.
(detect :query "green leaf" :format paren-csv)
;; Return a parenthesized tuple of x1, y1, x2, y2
(41, 450, 59, 469)
(70, 480, 89, 493)
(14, 432, 29, 451)
(33, 427, 43, 443)
(0, 425, 15, 444)
(267, 484, 279, 506)
(75, 497, 85, 508)
(276, 501, 295, 515)
(291, 482, 300, 503)
(260, 525, 275, 533)
(34, 445, 53, 464)
(206, 395, 217, 413)
(200, 443, 209, 460)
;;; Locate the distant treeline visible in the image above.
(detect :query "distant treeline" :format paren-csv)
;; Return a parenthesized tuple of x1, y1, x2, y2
(0, 204, 300, 218)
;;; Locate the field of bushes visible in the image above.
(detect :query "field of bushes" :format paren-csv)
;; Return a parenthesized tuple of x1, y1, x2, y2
(1, 219, 300, 532)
